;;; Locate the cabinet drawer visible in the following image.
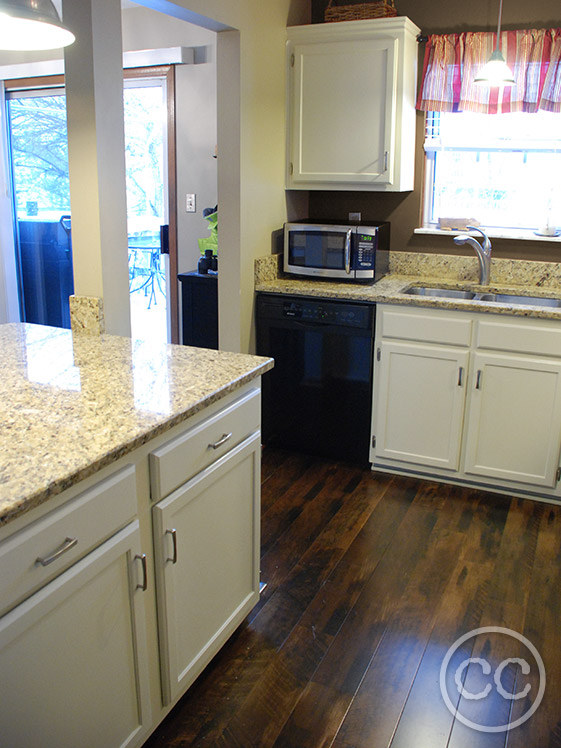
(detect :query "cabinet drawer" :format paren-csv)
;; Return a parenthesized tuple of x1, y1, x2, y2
(380, 306, 472, 346)
(476, 318, 561, 357)
(149, 388, 261, 501)
(0, 465, 137, 616)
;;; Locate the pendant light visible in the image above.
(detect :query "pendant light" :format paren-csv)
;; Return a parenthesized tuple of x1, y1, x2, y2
(474, 0, 515, 86)
(0, 0, 75, 51)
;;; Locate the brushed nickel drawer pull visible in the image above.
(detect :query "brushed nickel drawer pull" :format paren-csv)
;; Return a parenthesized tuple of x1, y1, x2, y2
(209, 432, 232, 450)
(166, 528, 178, 564)
(135, 553, 148, 591)
(36, 536, 78, 567)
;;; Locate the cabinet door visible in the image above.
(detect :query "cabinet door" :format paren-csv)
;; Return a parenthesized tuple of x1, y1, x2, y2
(153, 433, 261, 704)
(288, 38, 396, 186)
(372, 341, 469, 470)
(463, 352, 561, 487)
(0, 521, 151, 748)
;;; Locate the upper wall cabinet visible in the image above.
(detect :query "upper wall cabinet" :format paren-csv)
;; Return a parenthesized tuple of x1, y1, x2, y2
(286, 17, 421, 191)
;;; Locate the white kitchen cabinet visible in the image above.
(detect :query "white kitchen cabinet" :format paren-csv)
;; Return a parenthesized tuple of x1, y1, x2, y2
(374, 341, 469, 470)
(0, 379, 265, 748)
(0, 520, 151, 748)
(153, 432, 261, 704)
(286, 17, 420, 191)
(463, 352, 561, 487)
(371, 305, 561, 500)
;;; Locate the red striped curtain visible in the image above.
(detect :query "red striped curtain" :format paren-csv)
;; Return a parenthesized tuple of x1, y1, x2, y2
(416, 29, 561, 114)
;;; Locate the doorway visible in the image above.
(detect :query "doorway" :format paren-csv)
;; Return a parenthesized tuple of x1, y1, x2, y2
(124, 71, 173, 343)
(4, 66, 177, 343)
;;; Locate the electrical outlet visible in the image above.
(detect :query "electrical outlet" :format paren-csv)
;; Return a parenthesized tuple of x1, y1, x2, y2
(349, 212, 361, 221)
(186, 194, 196, 212)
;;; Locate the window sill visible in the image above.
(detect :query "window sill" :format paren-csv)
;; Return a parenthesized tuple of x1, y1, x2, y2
(414, 227, 561, 242)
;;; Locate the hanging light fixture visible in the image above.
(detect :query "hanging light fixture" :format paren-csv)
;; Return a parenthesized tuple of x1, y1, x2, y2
(0, 0, 75, 51)
(474, 0, 515, 86)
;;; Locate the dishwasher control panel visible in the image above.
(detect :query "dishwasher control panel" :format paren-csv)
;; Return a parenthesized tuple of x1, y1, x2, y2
(281, 299, 372, 328)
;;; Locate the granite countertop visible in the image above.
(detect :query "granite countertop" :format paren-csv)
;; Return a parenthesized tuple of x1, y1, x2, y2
(255, 251, 561, 320)
(0, 324, 273, 527)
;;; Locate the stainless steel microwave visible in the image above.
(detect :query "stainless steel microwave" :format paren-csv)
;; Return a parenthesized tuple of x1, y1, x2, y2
(283, 220, 390, 282)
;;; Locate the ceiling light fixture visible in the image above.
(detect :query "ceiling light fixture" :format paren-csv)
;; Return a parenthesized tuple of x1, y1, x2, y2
(474, 0, 515, 87)
(0, 0, 75, 51)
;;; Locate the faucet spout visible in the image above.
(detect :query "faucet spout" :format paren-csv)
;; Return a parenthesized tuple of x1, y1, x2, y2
(453, 226, 492, 285)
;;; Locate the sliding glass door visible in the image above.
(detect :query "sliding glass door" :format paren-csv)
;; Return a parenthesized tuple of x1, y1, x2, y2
(5, 70, 174, 343)
(6, 90, 73, 328)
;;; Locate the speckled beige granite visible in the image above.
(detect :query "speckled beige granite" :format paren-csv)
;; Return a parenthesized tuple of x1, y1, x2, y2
(389, 251, 561, 288)
(0, 324, 273, 526)
(389, 252, 482, 283)
(255, 251, 561, 320)
(254, 254, 284, 284)
(69, 295, 105, 335)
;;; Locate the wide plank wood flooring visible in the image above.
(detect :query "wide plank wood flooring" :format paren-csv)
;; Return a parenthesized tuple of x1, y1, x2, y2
(144, 448, 561, 748)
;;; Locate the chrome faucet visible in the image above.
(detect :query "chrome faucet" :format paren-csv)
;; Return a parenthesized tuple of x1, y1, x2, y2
(453, 227, 492, 286)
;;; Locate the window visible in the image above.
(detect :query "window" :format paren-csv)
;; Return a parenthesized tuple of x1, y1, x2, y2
(423, 110, 561, 236)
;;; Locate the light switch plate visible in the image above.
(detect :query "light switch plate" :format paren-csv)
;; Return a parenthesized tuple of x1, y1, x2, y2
(186, 194, 196, 212)
(349, 212, 361, 221)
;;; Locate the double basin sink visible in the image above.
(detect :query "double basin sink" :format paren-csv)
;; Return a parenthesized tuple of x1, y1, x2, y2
(404, 286, 561, 309)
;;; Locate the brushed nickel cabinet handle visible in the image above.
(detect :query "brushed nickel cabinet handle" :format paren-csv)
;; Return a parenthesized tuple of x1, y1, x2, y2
(476, 370, 482, 389)
(165, 528, 178, 564)
(209, 432, 232, 450)
(135, 553, 148, 591)
(458, 366, 464, 386)
(36, 537, 78, 567)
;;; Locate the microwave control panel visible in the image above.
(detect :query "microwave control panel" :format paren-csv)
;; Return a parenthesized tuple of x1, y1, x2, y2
(355, 233, 376, 269)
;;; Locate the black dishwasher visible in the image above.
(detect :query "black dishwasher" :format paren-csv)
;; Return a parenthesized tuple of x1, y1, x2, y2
(256, 293, 375, 464)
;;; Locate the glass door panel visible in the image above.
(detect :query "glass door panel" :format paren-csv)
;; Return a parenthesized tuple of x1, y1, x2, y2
(6, 75, 171, 343)
(124, 78, 169, 344)
(6, 91, 73, 328)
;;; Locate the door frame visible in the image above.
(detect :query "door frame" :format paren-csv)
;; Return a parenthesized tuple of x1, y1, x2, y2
(4, 66, 179, 342)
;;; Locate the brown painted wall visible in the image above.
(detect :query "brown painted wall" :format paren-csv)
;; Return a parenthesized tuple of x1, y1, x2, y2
(306, 0, 561, 261)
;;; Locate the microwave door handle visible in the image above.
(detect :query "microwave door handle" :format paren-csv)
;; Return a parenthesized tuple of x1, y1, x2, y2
(344, 229, 352, 275)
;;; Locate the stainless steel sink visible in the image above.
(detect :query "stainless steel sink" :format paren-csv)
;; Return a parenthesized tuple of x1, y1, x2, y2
(476, 293, 561, 308)
(404, 286, 561, 308)
(404, 286, 477, 299)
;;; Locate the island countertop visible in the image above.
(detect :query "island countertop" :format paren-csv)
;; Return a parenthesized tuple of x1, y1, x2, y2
(0, 323, 273, 527)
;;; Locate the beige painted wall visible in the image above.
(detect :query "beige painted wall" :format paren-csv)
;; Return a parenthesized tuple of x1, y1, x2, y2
(235, 1, 311, 352)
(308, 0, 561, 263)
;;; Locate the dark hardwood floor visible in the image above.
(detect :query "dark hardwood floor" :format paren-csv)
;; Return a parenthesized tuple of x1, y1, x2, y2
(144, 448, 561, 748)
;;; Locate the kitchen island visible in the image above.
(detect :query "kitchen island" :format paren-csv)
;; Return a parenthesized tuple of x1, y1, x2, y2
(0, 323, 273, 748)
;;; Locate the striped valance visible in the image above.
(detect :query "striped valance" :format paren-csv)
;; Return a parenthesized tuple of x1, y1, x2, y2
(416, 29, 561, 114)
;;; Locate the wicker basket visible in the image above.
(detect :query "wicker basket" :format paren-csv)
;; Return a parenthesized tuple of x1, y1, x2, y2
(324, 0, 397, 22)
